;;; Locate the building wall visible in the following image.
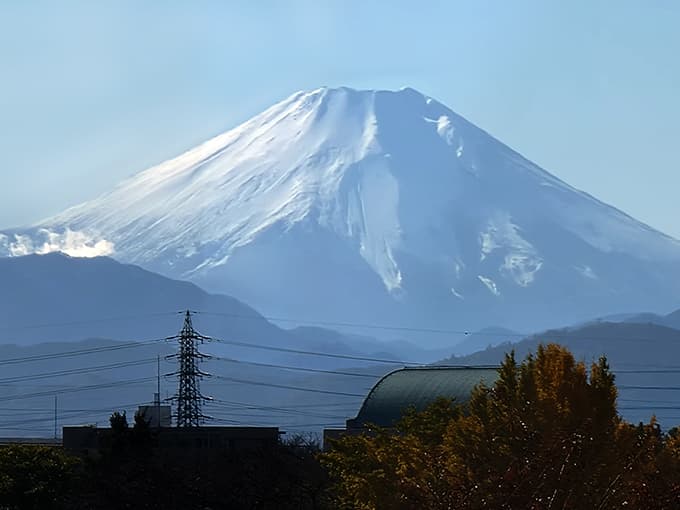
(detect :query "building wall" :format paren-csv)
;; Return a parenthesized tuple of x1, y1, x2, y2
(63, 426, 280, 457)
(137, 405, 172, 427)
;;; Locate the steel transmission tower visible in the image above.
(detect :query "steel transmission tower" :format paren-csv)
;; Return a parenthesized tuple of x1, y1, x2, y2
(167, 310, 212, 427)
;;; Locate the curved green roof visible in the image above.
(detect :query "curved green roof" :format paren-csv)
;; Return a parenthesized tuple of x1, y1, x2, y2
(348, 366, 499, 428)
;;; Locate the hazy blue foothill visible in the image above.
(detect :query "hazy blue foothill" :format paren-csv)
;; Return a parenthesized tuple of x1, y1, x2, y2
(0, 253, 449, 365)
(2, 253, 680, 434)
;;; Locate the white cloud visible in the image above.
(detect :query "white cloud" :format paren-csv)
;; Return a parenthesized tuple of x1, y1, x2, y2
(7, 229, 114, 258)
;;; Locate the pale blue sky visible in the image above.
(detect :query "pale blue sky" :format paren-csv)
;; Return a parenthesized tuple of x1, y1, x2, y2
(1, 1, 679, 236)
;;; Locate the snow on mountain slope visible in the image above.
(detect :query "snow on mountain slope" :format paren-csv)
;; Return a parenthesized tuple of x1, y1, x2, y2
(3, 87, 680, 338)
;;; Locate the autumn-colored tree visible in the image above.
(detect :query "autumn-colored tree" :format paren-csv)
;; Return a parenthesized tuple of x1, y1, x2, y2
(321, 343, 680, 509)
(322, 398, 461, 509)
(443, 344, 623, 508)
(608, 419, 680, 508)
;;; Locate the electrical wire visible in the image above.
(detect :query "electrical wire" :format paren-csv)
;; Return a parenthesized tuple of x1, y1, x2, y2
(0, 358, 158, 385)
(207, 410, 347, 421)
(0, 338, 164, 366)
(197, 310, 680, 344)
(619, 385, 680, 391)
(6, 309, 680, 433)
(0, 312, 177, 331)
(198, 310, 476, 336)
(208, 399, 359, 411)
(210, 374, 366, 397)
(620, 406, 680, 411)
(0, 401, 149, 430)
(213, 357, 385, 378)
(614, 368, 680, 374)
(213, 338, 423, 365)
(0, 377, 157, 403)
(206, 399, 355, 420)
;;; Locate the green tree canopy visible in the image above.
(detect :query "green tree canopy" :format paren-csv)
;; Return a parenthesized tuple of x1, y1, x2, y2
(0, 445, 80, 510)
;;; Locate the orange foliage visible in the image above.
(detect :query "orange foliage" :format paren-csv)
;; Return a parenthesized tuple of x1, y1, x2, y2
(321, 344, 680, 509)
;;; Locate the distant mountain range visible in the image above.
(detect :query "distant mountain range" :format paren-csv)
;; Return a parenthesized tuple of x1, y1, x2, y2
(0, 253, 451, 364)
(0, 254, 399, 435)
(441, 319, 680, 426)
(442, 319, 680, 366)
(2, 86, 679, 336)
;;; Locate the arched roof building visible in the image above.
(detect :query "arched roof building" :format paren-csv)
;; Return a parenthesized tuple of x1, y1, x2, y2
(346, 366, 499, 430)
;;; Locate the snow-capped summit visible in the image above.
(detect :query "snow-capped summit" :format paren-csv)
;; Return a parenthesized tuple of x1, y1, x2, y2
(3, 87, 680, 338)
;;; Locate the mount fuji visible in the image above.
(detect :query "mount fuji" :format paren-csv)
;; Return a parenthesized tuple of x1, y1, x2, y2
(3, 86, 680, 340)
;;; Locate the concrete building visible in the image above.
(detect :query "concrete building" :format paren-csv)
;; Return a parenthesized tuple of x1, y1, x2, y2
(134, 392, 172, 427)
(63, 425, 281, 457)
(136, 403, 172, 428)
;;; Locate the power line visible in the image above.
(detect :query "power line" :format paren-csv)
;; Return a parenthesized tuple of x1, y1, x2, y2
(213, 338, 422, 365)
(3, 338, 680, 378)
(619, 385, 680, 391)
(0, 377, 156, 403)
(209, 418, 246, 425)
(213, 337, 680, 368)
(207, 417, 345, 429)
(3, 315, 680, 369)
(8, 309, 680, 431)
(0, 312, 177, 332)
(206, 410, 348, 420)
(0, 400, 359, 413)
(208, 399, 359, 410)
(614, 369, 680, 374)
(278, 402, 360, 408)
(0, 402, 150, 431)
(213, 357, 385, 378)
(0, 427, 62, 433)
(620, 406, 680, 411)
(1, 411, 106, 429)
(2, 307, 679, 351)
(618, 398, 680, 404)
(0, 358, 158, 385)
(3, 340, 680, 406)
(0, 338, 163, 366)
(610, 362, 680, 369)
(197, 310, 680, 344)
(206, 399, 355, 420)
(207, 409, 347, 421)
(279, 422, 346, 429)
(198, 310, 475, 336)
(210, 375, 366, 397)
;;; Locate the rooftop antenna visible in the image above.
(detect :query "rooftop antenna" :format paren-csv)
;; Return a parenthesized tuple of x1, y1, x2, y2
(53, 395, 57, 440)
(155, 355, 161, 428)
